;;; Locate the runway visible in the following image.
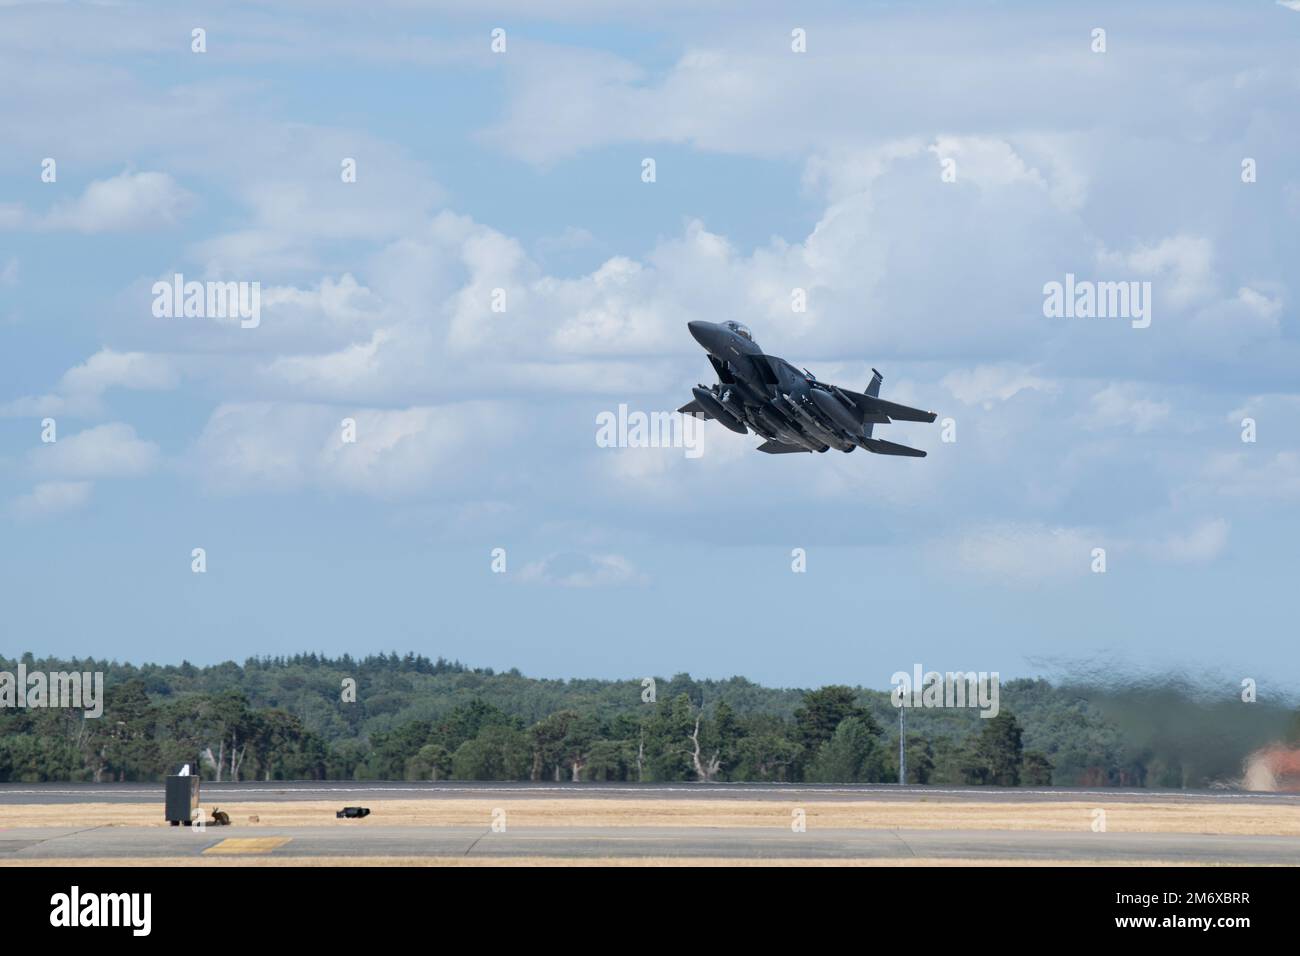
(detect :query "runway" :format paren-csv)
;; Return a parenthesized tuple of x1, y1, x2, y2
(2, 824, 1299, 864)
(5, 783, 1296, 864)
(2, 781, 1297, 805)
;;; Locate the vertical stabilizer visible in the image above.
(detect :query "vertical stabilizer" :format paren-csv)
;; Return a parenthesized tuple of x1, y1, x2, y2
(864, 369, 883, 437)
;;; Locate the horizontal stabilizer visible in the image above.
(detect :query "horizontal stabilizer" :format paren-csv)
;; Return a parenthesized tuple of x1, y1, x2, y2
(841, 388, 937, 424)
(860, 437, 926, 457)
(677, 400, 710, 418)
(756, 439, 810, 454)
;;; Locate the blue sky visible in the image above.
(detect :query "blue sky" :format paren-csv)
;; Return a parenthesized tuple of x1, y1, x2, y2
(1, 0, 1298, 692)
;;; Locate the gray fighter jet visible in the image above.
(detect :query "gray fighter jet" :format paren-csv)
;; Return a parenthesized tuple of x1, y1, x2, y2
(678, 320, 937, 456)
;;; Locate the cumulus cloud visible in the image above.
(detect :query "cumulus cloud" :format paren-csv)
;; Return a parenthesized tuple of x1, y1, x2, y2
(1145, 518, 1230, 563)
(1097, 235, 1216, 313)
(1235, 286, 1283, 323)
(41, 170, 195, 233)
(60, 349, 180, 395)
(241, 133, 1095, 410)
(1081, 383, 1172, 434)
(30, 423, 159, 479)
(187, 127, 444, 275)
(0, 349, 179, 418)
(1196, 451, 1300, 501)
(940, 516, 1231, 582)
(8, 481, 92, 520)
(517, 552, 649, 588)
(942, 364, 1057, 409)
(191, 401, 515, 497)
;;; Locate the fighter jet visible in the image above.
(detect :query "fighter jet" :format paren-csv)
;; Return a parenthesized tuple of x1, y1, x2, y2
(677, 320, 937, 456)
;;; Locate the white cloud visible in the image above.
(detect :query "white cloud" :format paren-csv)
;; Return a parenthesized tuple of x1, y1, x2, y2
(1, 349, 179, 418)
(264, 330, 391, 392)
(942, 364, 1057, 409)
(60, 349, 179, 395)
(1236, 286, 1283, 323)
(940, 516, 1231, 582)
(1081, 383, 1172, 434)
(1146, 519, 1229, 563)
(517, 552, 649, 588)
(927, 136, 1046, 191)
(1197, 451, 1300, 501)
(191, 401, 514, 497)
(30, 422, 159, 478)
(1097, 235, 1216, 313)
(42, 170, 195, 233)
(187, 129, 444, 275)
(8, 481, 92, 520)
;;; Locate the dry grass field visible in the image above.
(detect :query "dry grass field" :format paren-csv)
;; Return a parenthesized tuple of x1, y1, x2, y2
(3, 797, 1298, 835)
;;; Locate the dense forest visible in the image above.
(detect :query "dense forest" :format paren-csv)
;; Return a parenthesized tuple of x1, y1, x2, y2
(1, 652, 1295, 787)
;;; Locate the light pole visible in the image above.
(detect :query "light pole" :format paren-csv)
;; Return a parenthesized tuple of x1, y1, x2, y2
(898, 704, 906, 786)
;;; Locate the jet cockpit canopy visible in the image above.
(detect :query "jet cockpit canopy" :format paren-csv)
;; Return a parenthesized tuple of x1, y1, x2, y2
(725, 320, 753, 341)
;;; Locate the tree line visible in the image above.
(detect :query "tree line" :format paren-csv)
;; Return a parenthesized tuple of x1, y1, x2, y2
(1, 653, 1294, 786)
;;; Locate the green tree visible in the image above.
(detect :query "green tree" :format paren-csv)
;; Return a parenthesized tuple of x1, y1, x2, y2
(85, 680, 159, 782)
(903, 736, 935, 784)
(794, 686, 874, 752)
(585, 739, 637, 781)
(642, 694, 697, 781)
(559, 713, 600, 781)
(530, 710, 579, 781)
(806, 717, 889, 783)
(1022, 750, 1053, 786)
(451, 725, 531, 780)
(965, 712, 1024, 786)
(407, 743, 452, 781)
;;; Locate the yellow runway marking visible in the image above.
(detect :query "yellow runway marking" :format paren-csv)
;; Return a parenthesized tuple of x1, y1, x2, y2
(203, 837, 291, 856)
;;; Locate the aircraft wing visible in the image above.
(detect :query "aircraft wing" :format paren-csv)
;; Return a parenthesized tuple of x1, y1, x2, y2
(677, 400, 712, 419)
(756, 439, 810, 454)
(861, 437, 926, 457)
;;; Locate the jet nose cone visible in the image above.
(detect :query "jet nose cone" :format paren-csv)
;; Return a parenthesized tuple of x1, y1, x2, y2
(687, 320, 713, 348)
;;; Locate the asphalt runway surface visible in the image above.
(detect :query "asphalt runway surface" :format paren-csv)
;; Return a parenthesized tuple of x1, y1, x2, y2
(3, 781, 1299, 805)
(1, 825, 1298, 863)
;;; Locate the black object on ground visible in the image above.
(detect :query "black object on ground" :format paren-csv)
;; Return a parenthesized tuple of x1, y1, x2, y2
(164, 774, 201, 826)
(336, 806, 371, 819)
